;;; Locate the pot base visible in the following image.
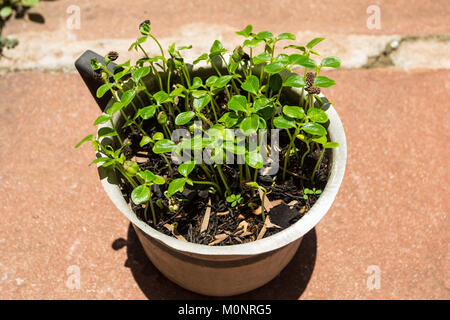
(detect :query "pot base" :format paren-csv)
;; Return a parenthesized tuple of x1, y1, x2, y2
(133, 223, 302, 296)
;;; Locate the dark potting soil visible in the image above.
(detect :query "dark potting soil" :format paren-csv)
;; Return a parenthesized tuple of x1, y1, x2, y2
(117, 95, 331, 246)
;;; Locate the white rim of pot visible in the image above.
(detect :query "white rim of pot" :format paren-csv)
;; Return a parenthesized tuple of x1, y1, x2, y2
(97, 73, 347, 256)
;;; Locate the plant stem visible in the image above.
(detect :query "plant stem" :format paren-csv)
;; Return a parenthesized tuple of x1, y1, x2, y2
(192, 180, 223, 195)
(311, 147, 325, 181)
(216, 164, 231, 194)
(282, 126, 301, 180)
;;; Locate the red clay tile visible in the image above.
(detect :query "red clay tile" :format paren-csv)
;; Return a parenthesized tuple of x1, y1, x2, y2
(0, 69, 448, 299)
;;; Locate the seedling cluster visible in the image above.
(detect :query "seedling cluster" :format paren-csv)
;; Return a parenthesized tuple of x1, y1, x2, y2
(76, 21, 341, 240)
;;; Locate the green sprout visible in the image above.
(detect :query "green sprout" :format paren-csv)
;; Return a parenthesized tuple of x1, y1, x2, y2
(303, 187, 322, 200)
(76, 21, 341, 231)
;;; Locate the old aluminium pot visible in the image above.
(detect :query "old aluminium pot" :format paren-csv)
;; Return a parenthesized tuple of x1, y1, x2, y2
(75, 50, 347, 296)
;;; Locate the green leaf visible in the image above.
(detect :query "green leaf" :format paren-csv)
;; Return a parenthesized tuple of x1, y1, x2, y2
(96, 83, 113, 98)
(218, 112, 239, 128)
(289, 54, 316, 68)
(140, 136, 152, 147)
(178, 161, 195, 178)
(255, 31, 274, 41)
(283, 74, 306, 88)
(264, 62, 284, 74)
(228, 95, 247, 113)
(284, 45, 305, 52)
(269, 74, 283, 92)
(175, 111, 195, 125)
(313, 76, 336, 88)
(0, 7, 13, 18)
(97, 127, 118, 138)
(210, 40, 226, 56)
(243, 39, 264, 48)
(302, 123, 327, 136)
(193, 53, 208, 65)
(275, 53, 290, 65)
(273, 116, 296, 129)
(132, 66, 150, 82)
(306, 37, 325, 49)
(283, 106, 305, 119)
(240, 114, 260, 135)
(321, 56, 341, 68)
(153, 91, 171, 104)
(307, 108, 328, 123)
(253, 52, 271, 65)
(106, 102, 124, 115)
(236, 25, 253, 37)
(168, 178, 186, 197)
(191, 77, 203, 89)
(241, 75, 259, 95)
(75, 134, 94, 148)
(324, 142, 339, 148)
(152, 139, 176, 153)
(277, 33, 296, 41)
(93, 114, 112, 126)
(213, 75, 232, 88)
(121, 89, 136, 106)
(22, 0, 40, 6)
(245, 152, 264, 169)
(193, 94, 211, 112)
(153, 132, 164, 141)
(205, 75, 218, 87)
(139, 105, 157, 119)
(131, 185, 151, 205)
(253, 97, 270, 111)
(88, 157, 111, 166)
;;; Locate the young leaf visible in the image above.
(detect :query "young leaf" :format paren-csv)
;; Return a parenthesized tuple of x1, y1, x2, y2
(306, 37, 325, 49)
(205, 75, 218, 88)
(243, 39, 264, 48)
(253, 52, 271, 65)
(302, 123, 327, 136)
(283, 74, 306, 88)
(210, 40, 226, 56)
(228, 95, 247, 113)
(289, 54, 316, 68)
(193, 53, 208, 65)
(93, 114, 112, 126)
(175, 111, 196, 125)
(283, 106, 305, 119)
(88, 157, 111, 166)
(324, 142, 339, 148)
(245, 152, 264, 169)
(236, 25, 253, 37)
(313, 76, 336, 88)
(140, 136, 152, 147)
(240, 114, 260, 135)
(152, 139, 176, 153)
(75, 134, 94, 148)
(321, 56, 341, 68)
(255, 31, 274, 41)
(277, 33, 296, 41)
(218, 112, 239, 128)
(0, 7, 13, 18)
(269, 74, 283, 92)
(153, 91, 171, 104)
(193, 94, 211, 112)
(178, 161, 195, 178)
(97, 127, 118, 138)
(131, 185, 151, 205)
(213, 75, 233, 89)
(106, 101, 124, 115)
(121, 89, 136, 106)
(307, 108, 328, 123)
(168, 178, 186, 197)
(284, 45, 305, 52)
(273, 116, 296, 129)
(241, 75, 260, 95)
(264, 62, 284, 74)
(132, 66, 150, 82)
(139, 105, 157, 119)
(96, 83, 113, 98)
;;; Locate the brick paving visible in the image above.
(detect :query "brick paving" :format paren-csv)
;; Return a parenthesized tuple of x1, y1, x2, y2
(0, 0, 448, 299)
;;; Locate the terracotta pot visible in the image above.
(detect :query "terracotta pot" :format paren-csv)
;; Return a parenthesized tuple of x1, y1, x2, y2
(76, 50, 347, 296)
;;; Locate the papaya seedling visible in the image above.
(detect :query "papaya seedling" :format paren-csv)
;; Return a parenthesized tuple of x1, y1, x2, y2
(76, 21, 341, 241)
